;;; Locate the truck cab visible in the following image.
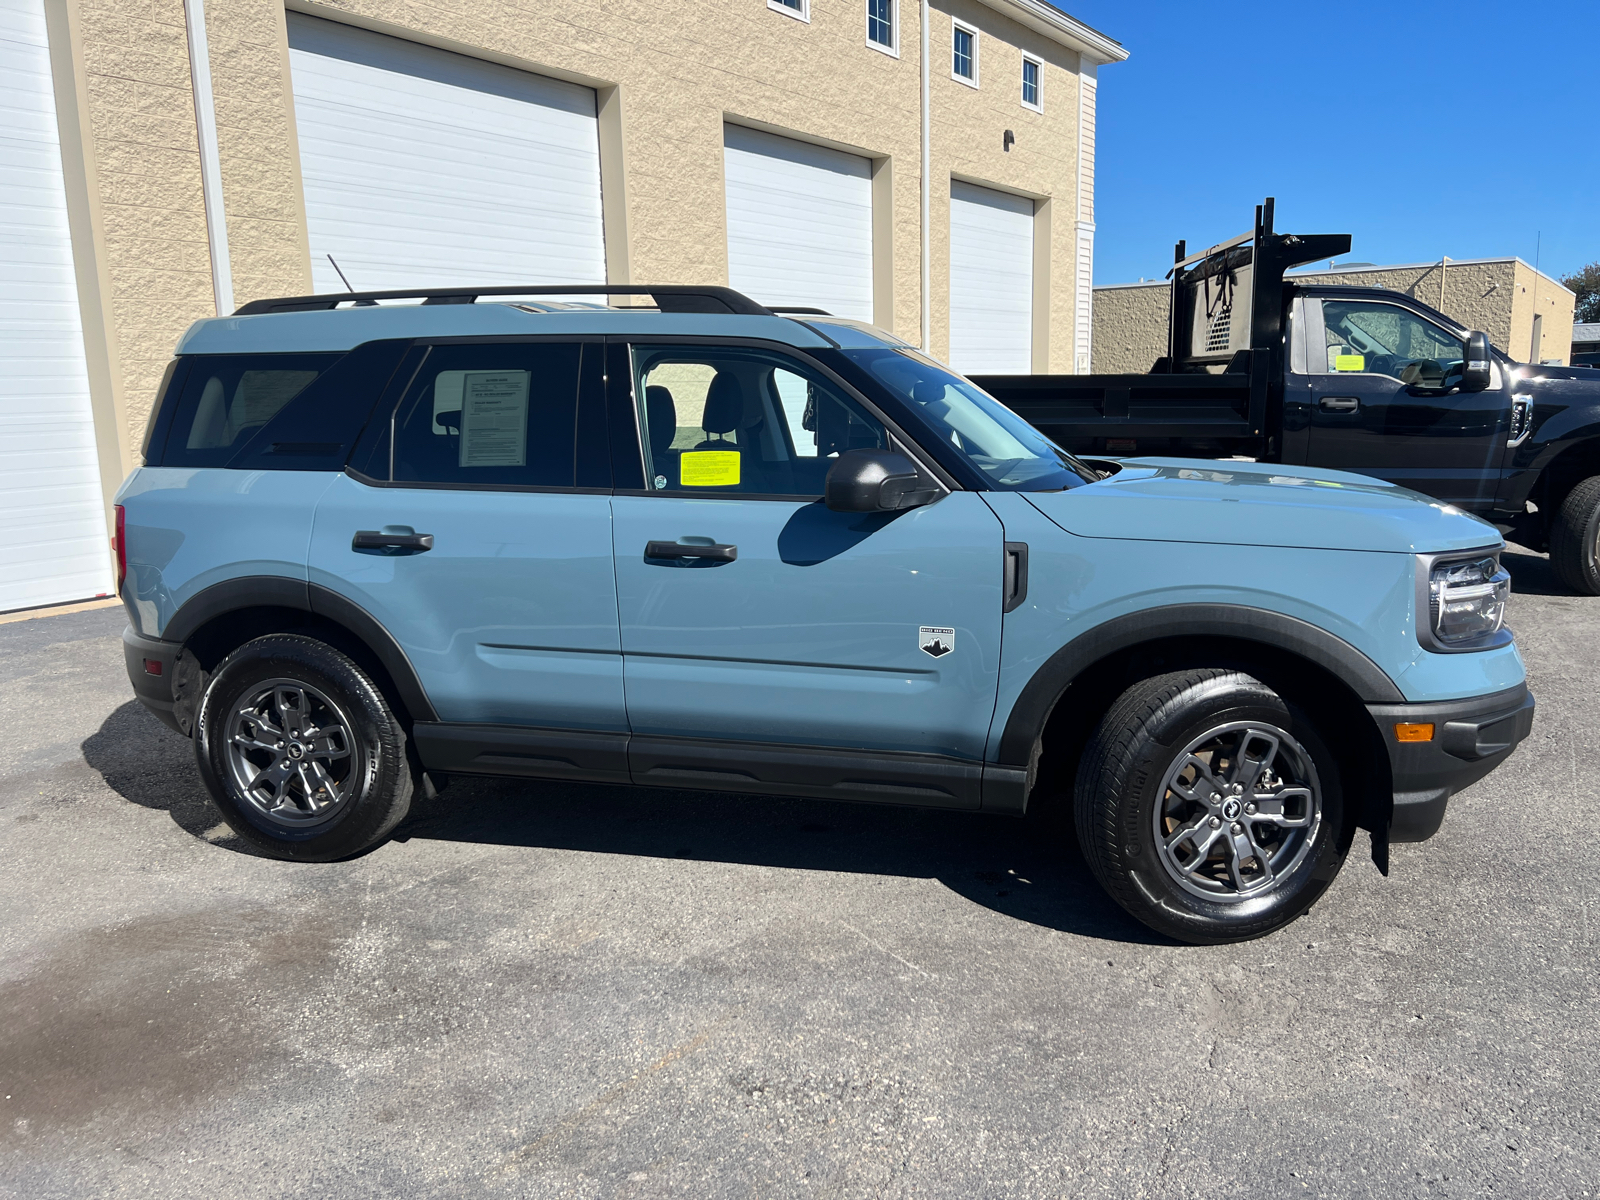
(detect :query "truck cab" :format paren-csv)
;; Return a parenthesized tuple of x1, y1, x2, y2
(976, 201, 1600, 594)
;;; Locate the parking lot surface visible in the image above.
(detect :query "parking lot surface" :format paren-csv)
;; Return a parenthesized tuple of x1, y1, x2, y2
(1, 547, 1596, 1199)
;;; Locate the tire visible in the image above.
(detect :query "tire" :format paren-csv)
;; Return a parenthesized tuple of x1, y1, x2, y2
(1549, 476, 1600, 595)
(195, 634, 416, 861)
(1074, 669, 1348, 944)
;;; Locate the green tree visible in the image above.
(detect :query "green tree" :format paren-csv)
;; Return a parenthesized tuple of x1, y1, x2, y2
(1562, 262, 1600, 323)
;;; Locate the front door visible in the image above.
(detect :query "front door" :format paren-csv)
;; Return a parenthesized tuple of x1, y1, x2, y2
(1305, 298, 1509, 511)
(609, 341, 1005, 763)
(309, 338, 623, 731)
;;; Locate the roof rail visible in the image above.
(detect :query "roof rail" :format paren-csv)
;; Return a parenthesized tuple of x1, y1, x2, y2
(233, 284, 772, 317)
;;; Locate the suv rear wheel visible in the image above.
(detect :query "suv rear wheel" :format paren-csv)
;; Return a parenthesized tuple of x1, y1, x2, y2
(1074, 669, 1348, 944)
(195, 634, 416, 861)
(1550, 475, 1600, 595)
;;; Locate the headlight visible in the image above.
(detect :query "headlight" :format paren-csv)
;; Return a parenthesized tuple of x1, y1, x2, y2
(1421, 553, 1510, 649)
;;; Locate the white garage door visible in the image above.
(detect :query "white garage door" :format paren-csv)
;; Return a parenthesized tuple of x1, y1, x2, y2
(287, 14, 605, 295)
(949, 180, 1034, 374)
(724, 126, 873, 320)
(0, 0, 112, 612)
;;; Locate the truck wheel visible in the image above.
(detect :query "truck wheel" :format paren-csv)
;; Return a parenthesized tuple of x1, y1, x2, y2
(1549, 476, 1600, 595)
(195, 634, 416, 861)
(1074, 669, 1347, 944)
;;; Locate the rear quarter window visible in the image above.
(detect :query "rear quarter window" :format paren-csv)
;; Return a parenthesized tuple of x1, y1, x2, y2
(153, 341, 409, 470)
(160, 353, 340, 467)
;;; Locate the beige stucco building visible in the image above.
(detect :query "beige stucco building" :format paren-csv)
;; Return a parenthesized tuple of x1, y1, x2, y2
(7, 0, 1124, 611)
(1092, 258, 1576, 376)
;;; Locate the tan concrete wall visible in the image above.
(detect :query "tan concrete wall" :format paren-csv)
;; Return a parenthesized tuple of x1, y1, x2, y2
(67, 0, 1097, 445)
(1091, 281, 1166, 373)
(74, 0, 213, 455)
(929, 0, 1085, 370)
(1514, 261, 1576, 365)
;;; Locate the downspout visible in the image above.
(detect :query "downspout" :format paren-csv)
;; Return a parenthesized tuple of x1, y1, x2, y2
(920, 0, 930, 352)
(184, 0, 233, 315)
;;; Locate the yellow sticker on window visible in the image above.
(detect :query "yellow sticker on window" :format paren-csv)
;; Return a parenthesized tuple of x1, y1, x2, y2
(1334, 354, 1365, 372)
(678, 450, 741, 487)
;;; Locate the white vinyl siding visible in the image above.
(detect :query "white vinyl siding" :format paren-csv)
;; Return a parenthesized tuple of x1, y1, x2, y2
(723, 125, 874, 320)
(948, 180, 1033, 375)
(286, 14, 605, 296)
(0, 0, 112, 611)
(1074, 68, 1097, 372)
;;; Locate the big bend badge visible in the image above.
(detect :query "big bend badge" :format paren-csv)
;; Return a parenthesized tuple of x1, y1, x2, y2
(918, 626, 955, 658)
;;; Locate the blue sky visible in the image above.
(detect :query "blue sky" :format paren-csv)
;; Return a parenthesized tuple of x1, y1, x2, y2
(1059, 0, 1599, 287)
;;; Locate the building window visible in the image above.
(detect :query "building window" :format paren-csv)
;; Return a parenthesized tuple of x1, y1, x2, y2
(952, 21, 978, 86)
(1021, 56, 1042, 110)
(867, 0, 896, 54)
(768, 0, 808, 21)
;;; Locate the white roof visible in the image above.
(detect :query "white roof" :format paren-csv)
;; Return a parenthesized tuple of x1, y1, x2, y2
(1574, 323, 1600, 345)
(974, 0, 1127, 63)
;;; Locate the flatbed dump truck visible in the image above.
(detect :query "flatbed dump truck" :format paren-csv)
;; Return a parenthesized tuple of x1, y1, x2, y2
(970, 200, 1600, 594)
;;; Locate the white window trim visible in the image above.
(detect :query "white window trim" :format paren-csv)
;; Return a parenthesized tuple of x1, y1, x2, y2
(768, 0, 810, 23)
(1020, 53, 1043, 112)
(951, 18, 979, 88)
(866, 0, 899, 58)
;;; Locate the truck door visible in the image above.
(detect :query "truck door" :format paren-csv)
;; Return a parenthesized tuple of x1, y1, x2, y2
(1303, 298, 1508, 512)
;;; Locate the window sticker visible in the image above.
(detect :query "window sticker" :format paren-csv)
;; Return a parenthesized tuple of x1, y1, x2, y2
(679, 450, 741, 487)
(1333, 354, 1365, 372)
(455, 371, 530, 467)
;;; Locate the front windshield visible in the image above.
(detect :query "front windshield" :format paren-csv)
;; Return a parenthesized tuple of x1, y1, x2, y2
(843, 347, 1098, 490)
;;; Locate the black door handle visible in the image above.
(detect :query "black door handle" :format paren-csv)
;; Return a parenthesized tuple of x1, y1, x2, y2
(352, 530, 434, 552)
(1003, 541, 1029, 613)
(1318, 396, 1360, 413)
(644, 540, 737, 562)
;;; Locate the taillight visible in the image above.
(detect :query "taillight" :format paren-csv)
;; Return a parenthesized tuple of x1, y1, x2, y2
(113, 504, 126, 595)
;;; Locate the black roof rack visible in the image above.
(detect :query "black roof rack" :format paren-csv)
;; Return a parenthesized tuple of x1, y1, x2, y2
(232, 284, 772, 317)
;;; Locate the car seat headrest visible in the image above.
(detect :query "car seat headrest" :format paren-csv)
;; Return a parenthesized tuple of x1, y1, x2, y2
(701, 372, 743, 437)
(645, 385, 676, 457)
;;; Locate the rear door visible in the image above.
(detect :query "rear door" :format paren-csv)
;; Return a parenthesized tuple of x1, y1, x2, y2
(309, 338, 624, 736)
(1303, 297, 1509, 511)
(608, 339, 1005, 791)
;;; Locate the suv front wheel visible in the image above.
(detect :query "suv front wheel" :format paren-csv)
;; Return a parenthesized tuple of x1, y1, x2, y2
(195, 634, 416, 861)
(1074, 669, 1348, 944)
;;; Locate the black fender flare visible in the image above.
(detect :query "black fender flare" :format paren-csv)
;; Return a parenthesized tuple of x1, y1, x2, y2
(994, 603, 1404, 766)
(163, 575, 439, 722)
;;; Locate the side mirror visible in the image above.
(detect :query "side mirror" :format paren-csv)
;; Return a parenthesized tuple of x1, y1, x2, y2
(824, 449, 939, 513)
(1461, 331, 1492, 392)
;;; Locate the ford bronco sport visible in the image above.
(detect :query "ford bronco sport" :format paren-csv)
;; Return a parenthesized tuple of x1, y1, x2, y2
(116, 284, 1534, 943)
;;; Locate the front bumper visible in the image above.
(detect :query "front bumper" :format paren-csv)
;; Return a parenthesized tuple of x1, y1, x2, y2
(124, 624, 183, 734)
(1366, 683, 1535, 842)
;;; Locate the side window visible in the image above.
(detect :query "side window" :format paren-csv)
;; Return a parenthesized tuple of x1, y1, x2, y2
(161, 353, 339, 467)
(633, 346, 885, 497)
(389, 343, 583, 487)
(1321, 301, 1465, 387)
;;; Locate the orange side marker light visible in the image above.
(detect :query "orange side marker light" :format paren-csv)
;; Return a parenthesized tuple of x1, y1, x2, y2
(1394, 723, 1434, 743)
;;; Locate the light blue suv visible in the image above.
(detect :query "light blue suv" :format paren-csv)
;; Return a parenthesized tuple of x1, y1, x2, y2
(117, 284, 1533, 943)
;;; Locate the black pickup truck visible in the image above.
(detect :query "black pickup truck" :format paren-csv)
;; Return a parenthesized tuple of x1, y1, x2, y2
(973, 200, 1600, 594)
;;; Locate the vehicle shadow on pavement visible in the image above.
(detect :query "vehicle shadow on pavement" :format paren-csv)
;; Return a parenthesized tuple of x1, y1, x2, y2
(82, 700, 1166, 946)
(1503, 546, 1566, 597)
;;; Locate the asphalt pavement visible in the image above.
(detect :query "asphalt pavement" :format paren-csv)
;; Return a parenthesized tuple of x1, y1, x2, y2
(1, 547, 1596, 1199)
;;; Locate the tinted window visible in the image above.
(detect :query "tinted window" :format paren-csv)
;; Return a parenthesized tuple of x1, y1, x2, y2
(388, 343, 583, 488)
(162, 353, 339, 467)
(633, 345, 886, 497)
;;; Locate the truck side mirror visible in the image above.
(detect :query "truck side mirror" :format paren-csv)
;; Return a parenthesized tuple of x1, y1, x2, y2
(824, 449, 939, 513)
(1461, 332, 1492, 392)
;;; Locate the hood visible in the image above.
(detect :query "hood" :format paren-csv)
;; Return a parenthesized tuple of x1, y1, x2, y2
(1026, 458, 1501, 554)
